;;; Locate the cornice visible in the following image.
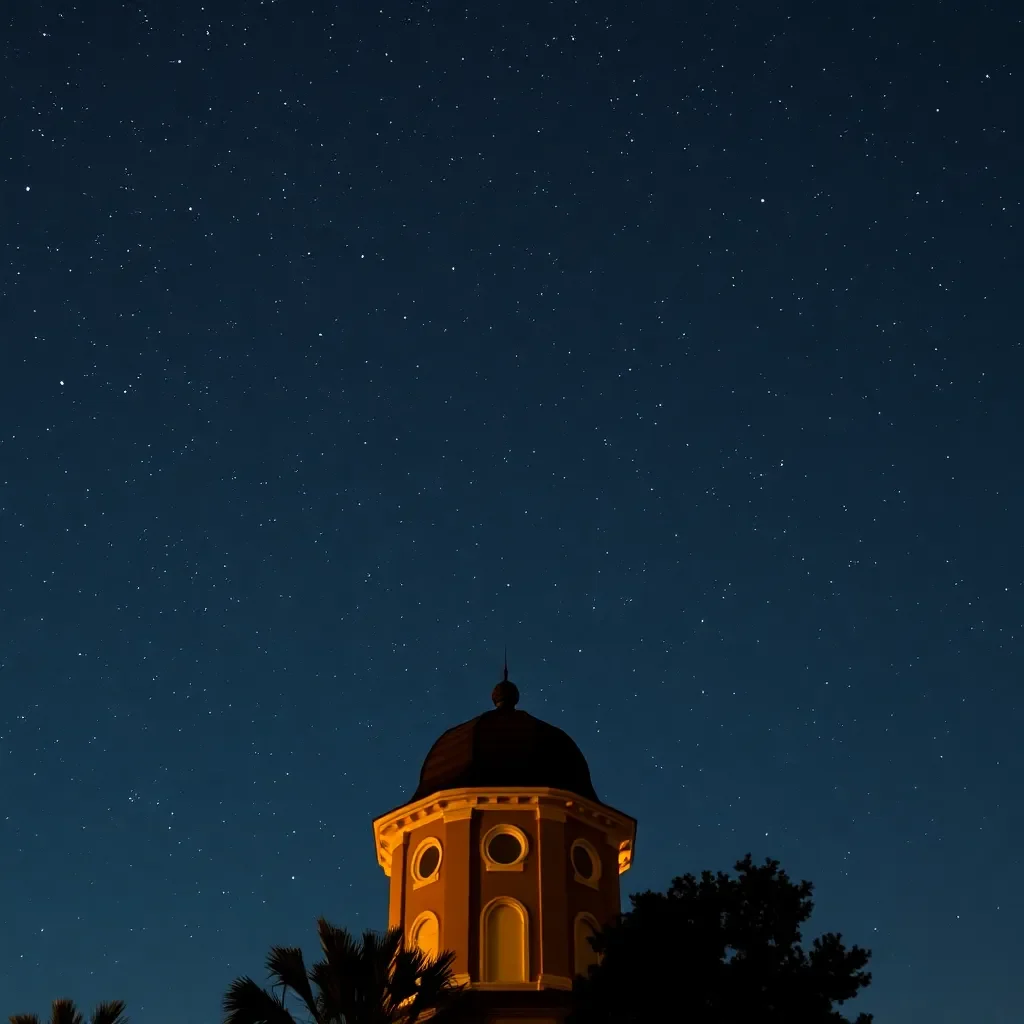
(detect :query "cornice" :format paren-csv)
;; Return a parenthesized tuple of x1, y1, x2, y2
(372, 786, 636, 877)
(451, 976, 574, 992)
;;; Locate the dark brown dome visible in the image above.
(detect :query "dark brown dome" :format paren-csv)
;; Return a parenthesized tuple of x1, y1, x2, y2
(411, 680, 598, 803)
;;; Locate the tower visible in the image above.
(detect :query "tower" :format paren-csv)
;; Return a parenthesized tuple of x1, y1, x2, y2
(371, 669, 637, 1023)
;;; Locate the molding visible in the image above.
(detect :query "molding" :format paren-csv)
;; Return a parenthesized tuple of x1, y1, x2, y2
(617, 839, 634, 874)
(469, 982, 541, 992)
(537, 973, 574, 991)
(464, 977, 574, 992)
(372, 786, 636, 878)
(536, 803, 567, 822)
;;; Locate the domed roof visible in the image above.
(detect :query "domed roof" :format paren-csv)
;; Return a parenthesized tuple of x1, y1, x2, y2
(411, 671, 599, 803)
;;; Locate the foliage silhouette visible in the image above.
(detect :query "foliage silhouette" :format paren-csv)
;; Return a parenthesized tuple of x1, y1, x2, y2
(10, 999, 128, 1024)
(571, 854, 873, 1024)
(223, 917, 462, 1024)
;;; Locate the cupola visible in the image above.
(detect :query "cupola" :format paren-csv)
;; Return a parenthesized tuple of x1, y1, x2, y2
(371, 667, 636, 1024)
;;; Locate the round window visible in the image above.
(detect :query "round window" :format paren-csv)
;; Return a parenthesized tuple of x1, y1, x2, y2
(417, 844, 440, 878)
(487, 831, 524, 865)
(411, 839, 442, 883)
(572, 842, 595, 879)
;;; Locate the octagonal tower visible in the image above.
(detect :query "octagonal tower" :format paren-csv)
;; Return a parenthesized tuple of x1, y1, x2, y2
(371, 668, 636, 1024)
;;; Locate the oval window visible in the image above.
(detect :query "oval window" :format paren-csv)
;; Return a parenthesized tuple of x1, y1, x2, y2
(487, 831, 524, 865)
(411, 838, 442, 884)
(571, 839, 601, 887)
(417, 844, 440, 878)
(572, 842, 595, 879)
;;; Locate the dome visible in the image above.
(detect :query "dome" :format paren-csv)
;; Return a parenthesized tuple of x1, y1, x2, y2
(411, 674, 599, 803)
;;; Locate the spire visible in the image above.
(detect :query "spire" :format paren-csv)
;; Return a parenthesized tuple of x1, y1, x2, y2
(492, 649, 519, 710)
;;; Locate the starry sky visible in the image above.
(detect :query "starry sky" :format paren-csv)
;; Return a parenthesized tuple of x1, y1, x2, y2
(1, 1, 1020, 1021)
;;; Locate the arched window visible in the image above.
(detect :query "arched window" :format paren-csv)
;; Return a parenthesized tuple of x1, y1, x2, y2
(409, 911, 440, 960)
(574, 913, 601, 977)
(481, 898, 528, 982)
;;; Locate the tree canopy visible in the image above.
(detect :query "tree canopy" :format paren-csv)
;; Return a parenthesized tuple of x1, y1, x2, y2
(571, 854, 873, 1024)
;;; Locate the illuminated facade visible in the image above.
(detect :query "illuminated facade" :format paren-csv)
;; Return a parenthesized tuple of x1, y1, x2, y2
(372, 670, 636, 1023)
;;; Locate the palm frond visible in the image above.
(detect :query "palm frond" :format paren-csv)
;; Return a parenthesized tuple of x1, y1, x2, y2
(10, 1015, 42, 1024)
(386, 947, 425, 1011)
(377, 927, 406, 968)
(315, 918, 363, 1022)
(363, 927, 401, 987)
(233, 916, 463, 1024)
(358, 926, 403, 1014)
(222, 976, 298, 1024)
(415, 949, 459, 997)
(89, 1002, 127, 1024)
(403, 950, 462, 1023)
(265, 946, 317, 1020)
(317, 918, 361, 970)
(307, 960, 343, 1023)
(384, 939, 462, 1024)
(50, 1002, 84, 1024)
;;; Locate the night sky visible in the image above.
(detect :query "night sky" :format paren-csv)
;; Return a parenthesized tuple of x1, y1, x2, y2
(2, 1, 1021, 1021)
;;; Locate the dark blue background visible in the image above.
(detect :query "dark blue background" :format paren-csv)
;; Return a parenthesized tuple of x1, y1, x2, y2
(2, 2, 1020, 1021)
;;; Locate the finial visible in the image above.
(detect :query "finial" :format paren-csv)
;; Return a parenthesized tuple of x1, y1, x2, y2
(491, 651, 519, 711)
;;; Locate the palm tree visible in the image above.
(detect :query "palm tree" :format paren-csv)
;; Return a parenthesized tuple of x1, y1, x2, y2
(10, 1000, 128, 1024)
(224, 917, 463, 1024)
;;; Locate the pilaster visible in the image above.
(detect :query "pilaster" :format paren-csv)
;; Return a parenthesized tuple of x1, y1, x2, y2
(441, 806, 474, 980)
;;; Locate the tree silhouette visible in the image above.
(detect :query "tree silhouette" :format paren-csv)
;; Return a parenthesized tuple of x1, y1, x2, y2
(10, 999, 128, 1024)
(571, 854, 873, 1024)
(223, 917, 462, 1024)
